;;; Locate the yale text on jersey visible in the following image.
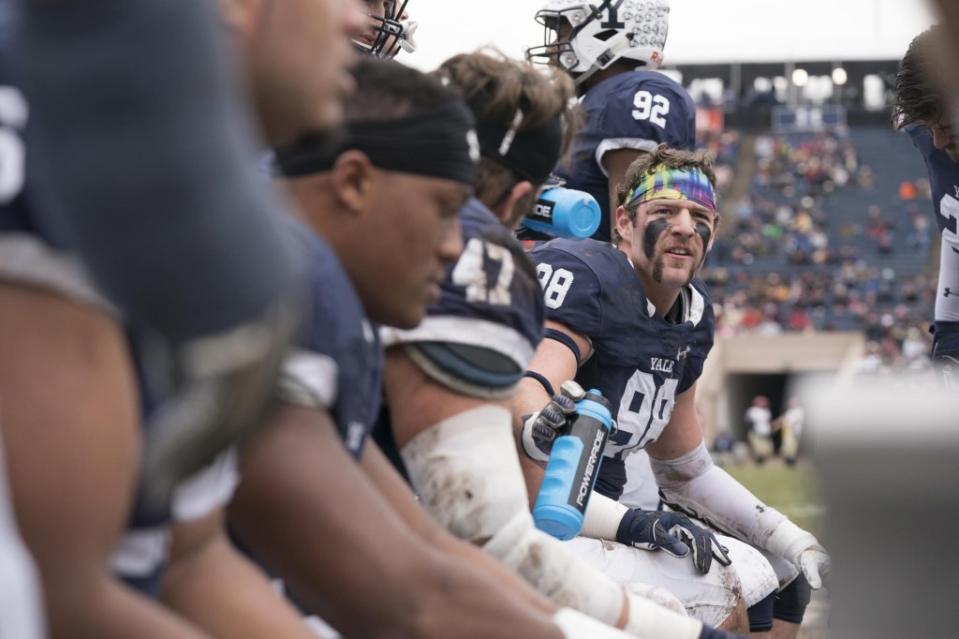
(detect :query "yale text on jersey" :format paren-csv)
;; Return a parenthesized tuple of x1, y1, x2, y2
(650, 357, 675, 375)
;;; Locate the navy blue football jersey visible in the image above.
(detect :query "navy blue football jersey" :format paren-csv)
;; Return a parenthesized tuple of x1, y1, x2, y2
(373, 198, 545, 479)
(278, 218, 383, 458)
(0, 52, 36, 236)
(383, 197, 545, 380)
(531, 239, 714, 500)
(555, 71, 696, 243)
(908, 125, 959, 239)
(907, 125, 959, 325)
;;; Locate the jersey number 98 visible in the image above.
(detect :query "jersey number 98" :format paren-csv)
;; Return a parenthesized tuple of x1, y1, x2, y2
(536, 263, 574, 309)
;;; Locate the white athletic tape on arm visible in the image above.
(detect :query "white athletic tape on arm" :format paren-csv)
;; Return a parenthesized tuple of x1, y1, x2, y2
(553, 608, 631, 638)
(650, 441, 788, 548)
(764, 519, 821, 568)
(277, 350, 338, 409)
(401, 406, 703, 638)
(171, 448, 239, 522)
(580, 492, 629, 540)
(622, 591, 702, 639)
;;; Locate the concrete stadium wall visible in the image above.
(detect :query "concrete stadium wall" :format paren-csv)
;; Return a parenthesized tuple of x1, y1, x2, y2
(696, 332, 866, 439)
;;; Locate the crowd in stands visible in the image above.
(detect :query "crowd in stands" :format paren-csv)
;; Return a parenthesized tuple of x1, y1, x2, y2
(699, 128, 938, 370)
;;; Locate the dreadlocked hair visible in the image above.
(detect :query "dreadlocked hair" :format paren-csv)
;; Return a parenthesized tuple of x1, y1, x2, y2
(437, 48, 581, 207)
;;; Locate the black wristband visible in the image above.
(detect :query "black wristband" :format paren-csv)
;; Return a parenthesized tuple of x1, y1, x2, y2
(522, 370, 555, 397)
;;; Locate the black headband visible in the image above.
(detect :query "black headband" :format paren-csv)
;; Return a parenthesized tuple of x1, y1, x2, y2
(273, 100, 479, 186)
(469, 90, 563, 185)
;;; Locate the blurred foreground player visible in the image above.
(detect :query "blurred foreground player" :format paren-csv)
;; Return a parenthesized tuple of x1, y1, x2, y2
(894, 25, 959, 385)
(124, 2, 365, 637)
(0, 0, 357, 636)
(376, 50, 739, 639)
(526, 0, 695, 242)
(0, 13, 45, 639)
(230, 58, 617, 639)
(517, 149, 829, 638)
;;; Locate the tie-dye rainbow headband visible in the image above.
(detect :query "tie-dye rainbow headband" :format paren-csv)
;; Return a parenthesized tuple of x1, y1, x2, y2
(624, 166, 717, 213)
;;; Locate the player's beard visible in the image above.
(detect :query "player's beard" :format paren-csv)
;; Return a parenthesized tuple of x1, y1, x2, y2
(644, 220, 698, 286)
(651, 251, 697, 286)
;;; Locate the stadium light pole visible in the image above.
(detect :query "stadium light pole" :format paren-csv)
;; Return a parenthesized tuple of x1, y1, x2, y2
(832, 64, 847, 104)
(792, 67, 809, 105)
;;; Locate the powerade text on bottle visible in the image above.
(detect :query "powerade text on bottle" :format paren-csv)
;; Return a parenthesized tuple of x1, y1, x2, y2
(532, 389, 613, 540)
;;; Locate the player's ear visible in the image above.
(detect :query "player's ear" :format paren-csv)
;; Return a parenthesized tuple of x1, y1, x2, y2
(496, 180, 534, 228)
(614, 204, 633, 243)
(331, 150, 376, 215)
(706, 215, 720, 253)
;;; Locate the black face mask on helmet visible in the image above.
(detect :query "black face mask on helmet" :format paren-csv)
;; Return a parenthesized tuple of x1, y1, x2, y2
(355, 0, 416, 59)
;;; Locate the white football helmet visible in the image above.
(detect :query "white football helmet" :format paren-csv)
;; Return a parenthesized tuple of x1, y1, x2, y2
(526, 0, 669, 85)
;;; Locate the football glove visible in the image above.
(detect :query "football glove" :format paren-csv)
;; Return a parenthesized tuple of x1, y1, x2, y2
(520, 380, 586, 462)
(616, 509, 732, 575)
(767, 519, 831, 589)
(796, 546, 831, 590)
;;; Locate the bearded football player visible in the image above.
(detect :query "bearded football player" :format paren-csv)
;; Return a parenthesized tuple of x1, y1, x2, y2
(517, 148, 831, 639)
(373, 49, 745, 639)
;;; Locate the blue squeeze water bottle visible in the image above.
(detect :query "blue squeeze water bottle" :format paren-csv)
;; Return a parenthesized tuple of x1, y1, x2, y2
(532, 389, 613, 540)
(521, 186, 601, 239)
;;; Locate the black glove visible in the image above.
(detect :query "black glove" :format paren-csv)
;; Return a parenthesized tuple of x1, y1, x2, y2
(520, 395, 576, 462)
(616, 508, 732, 575)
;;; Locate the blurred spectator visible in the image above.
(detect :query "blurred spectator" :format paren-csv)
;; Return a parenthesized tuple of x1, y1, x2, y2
(899, 180, 918, 201)
(745, 395, 773, 465)
(777, 398, 804, 467)
(699, 126, 937, 370)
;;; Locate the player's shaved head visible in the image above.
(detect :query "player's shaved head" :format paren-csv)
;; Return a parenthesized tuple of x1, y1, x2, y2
(344, 55, 459, 121)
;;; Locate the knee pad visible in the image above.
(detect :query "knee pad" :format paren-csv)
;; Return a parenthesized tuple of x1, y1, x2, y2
(773, 574, 812, 625)
(747, 592, 775, 633)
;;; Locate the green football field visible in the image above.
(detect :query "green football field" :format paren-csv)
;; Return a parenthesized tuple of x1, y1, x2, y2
(724, 460, 824, 539)
(725, 460, 829, 637)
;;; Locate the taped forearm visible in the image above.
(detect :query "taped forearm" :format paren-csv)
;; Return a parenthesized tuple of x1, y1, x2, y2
(581, 492, 629, 540)
(401, 406, 704, 638)
(491, 515, 703, 639)
(18, 0, 299, 341)
(650, 442, 789, 548)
